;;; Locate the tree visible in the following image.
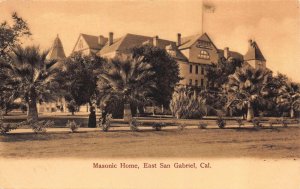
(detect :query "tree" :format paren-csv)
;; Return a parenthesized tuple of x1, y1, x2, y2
(97, 55, 156, 122)
(131, 45, 181, 109)
(56, 52, 103, 115)
(276, 79, 300, 118)
(0, 45, 60, 121)
(0, 12, 31, 61)
(170, 86, 206, 119)
(206, 57, 242, 91)
(227, 65, 272, 121)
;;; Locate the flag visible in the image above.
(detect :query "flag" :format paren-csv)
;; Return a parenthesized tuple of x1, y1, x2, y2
(203, 2, 216, 13)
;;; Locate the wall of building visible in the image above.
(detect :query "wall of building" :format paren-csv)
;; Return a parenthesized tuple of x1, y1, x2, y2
(188, 42, 219, 64)
(178, 61, 208, 87)
(247, 60, 266, 69)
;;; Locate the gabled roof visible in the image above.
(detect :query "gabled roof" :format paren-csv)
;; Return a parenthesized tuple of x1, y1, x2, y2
(178, 33, 218, 50)
(244, 40, 266, 61)
(98, 33, 187, 60)
(81, 34, 102, 50)
(48, 34, 66, 60)
(218, 49, 244, 61)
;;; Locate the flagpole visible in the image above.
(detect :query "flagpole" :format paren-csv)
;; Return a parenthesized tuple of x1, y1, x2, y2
(201, 1, 204, 34)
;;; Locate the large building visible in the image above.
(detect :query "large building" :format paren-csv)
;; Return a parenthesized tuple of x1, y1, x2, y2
(38, 32, 266, 113)
(72, 32, 266, 88)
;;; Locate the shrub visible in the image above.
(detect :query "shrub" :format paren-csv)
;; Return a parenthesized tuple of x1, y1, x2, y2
(67, 120, 80, 133)
(0, 122, 18, 134)
(177, 124, 186, 131)
(29, 120, 54, 134)
(236, 119, 244, 128)
(282, 119, 288, 128)
(129, 118, 139, 132)
(102, 114, 112, 132)
(170, 88, 206, 119)
(152, 122, 166, 131)
(216, 116, 226, 129)
(0, 114, 24, 134)
(198, 122, 207, 129)
(252, 118, 262, 128)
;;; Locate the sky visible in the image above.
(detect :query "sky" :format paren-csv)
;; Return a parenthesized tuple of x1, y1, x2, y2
(0, 0, 299, 81)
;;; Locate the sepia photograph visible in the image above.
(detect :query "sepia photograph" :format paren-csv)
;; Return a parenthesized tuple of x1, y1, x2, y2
(0, 0, 299, 188)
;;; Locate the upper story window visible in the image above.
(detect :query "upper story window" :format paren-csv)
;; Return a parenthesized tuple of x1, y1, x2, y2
(201, 67, 205, 75)
(195, 65, 199, 74)
(198, 50, 210, 60)
(189, 65, 193, 73)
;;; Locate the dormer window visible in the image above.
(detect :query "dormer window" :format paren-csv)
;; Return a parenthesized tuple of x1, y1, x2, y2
(198, 50, 210, 60)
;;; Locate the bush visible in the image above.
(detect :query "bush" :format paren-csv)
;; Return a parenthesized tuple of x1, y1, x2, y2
(129, 118, 139, 132)
(28, 120, 55, 134)
(236, 119, 244, 128)
(101, 114, 112, 132)
(152, 122, 166, 131)
(67, 120, 80, 133)
(177, 124, 186, 131)
(216, 116, 226, 129)
(252, 118, 262, 128)
(0, 122, 18, 134)
(170, 88, 206, 119)
(282, 119, 288, 128)
(198, 122, 207, 129)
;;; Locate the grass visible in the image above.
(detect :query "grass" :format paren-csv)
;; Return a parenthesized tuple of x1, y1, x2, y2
(1, 127, 299, 159)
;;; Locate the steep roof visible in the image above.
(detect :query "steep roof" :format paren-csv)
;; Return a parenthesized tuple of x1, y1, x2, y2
(178, 33, 218, 50)
(98, 33, 187, 60)
(81, 34, 103, 50)
(244, 40, 266, 61)
(48, 35, 66, 60)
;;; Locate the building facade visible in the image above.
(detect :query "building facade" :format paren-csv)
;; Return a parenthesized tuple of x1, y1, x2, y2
(72, 32, 266, 88)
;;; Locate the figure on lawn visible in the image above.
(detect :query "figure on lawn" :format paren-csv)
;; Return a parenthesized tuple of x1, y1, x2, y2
(88, 106, 96, 128)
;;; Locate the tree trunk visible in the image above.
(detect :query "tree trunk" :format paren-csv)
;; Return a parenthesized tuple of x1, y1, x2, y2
(246, 101, 254, 122)
(27, 99, 38, 122)
(124, 103, 132, 122)
(290, 108, 294, 118)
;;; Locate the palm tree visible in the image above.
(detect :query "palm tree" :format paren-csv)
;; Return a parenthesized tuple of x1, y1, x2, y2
(0, 45, 60, 121)
(276, 82, 300, 118)
(227, 65, 272, 121)
(97, 55, 156, 122)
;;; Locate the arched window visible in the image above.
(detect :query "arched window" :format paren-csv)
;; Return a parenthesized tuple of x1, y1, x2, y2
(198, 50, 210, 60)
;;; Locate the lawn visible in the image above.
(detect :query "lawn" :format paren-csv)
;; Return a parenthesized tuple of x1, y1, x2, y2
(1, 126, 299, 159)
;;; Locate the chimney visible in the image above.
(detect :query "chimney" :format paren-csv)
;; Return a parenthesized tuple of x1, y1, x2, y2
(153, 35, 159, 47)
(248, 39, 253, 47)
(109, 32, 114, 46)
(177, 33, 181, 46)
(224, 47, 230, 59)
(98, 35, 107, 46)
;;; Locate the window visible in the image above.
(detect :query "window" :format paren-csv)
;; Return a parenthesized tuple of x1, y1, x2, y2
(189, 79, 192, 85)
(195, 65, 199, 74)
(195, 80, 198, 86)
(201, 67, 205, 75)
(198, 50, 210, 60)
(201, 79, 204, 87)
(189, 65, 193, 73)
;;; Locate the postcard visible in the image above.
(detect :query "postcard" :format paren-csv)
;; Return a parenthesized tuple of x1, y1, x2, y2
(0, 0, 299, 188)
